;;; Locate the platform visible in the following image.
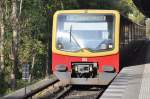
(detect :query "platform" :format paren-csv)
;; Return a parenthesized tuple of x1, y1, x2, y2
(100, 64, 150, 99)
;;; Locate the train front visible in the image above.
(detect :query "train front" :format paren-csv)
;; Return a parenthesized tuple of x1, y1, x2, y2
(52, 10, 120, 85)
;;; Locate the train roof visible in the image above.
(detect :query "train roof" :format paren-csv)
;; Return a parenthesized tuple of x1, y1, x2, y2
(54, 9, 120, 15)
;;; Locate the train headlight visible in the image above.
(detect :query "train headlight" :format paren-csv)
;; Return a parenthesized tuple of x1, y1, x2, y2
(56, 64, 67, 72)
(108, 44, 113, 49)
(103, 65, 115, 72)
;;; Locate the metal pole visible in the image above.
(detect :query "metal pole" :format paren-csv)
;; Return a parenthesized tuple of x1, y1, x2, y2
(25, 80, 26, 95)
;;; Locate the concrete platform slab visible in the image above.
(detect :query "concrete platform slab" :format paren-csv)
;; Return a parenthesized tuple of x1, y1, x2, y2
(100, 64, 150, 99)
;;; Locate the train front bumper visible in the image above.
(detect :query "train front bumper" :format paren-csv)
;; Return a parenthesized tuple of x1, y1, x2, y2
(54, 71, 117, 85)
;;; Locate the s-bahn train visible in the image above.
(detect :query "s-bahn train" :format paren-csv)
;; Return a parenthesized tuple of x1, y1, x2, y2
(52, 10, 146, 85)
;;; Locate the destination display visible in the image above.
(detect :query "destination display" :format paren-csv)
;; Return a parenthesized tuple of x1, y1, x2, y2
(66, 15, 106, 21)
(64, 22, 108, 31)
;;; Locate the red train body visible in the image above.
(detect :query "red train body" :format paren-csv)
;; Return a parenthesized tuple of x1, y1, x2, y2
(52, 53, 119, 72)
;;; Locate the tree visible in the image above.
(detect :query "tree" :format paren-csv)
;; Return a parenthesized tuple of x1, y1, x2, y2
(0, 0, 5, 74)
(10, 0, 19, 89)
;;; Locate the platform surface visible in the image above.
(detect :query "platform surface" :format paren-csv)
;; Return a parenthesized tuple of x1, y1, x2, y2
(100, 64, 150, 99)
(100, 42, 150, 99)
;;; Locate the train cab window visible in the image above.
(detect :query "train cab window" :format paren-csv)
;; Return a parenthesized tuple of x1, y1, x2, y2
(56, 14, 115, 52)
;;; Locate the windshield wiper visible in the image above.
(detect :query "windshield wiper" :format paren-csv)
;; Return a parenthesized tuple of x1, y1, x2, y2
(69, 25, 72, 43)
(69, 25, 82, 50)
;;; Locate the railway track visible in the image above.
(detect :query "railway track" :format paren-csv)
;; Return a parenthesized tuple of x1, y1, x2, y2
(53, 85, 106, 99)
(33, 81, 70, 99)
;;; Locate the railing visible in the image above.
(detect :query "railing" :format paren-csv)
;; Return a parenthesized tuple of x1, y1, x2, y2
(3, 75, 59, 99)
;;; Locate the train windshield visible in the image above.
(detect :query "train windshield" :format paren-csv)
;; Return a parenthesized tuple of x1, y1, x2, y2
(56, 14, 115, 52)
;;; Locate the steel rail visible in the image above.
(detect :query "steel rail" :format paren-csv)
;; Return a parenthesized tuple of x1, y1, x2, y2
(22, 78, 59, 99)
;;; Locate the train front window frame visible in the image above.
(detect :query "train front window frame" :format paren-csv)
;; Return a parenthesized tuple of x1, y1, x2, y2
(56, 14, 115, 52)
